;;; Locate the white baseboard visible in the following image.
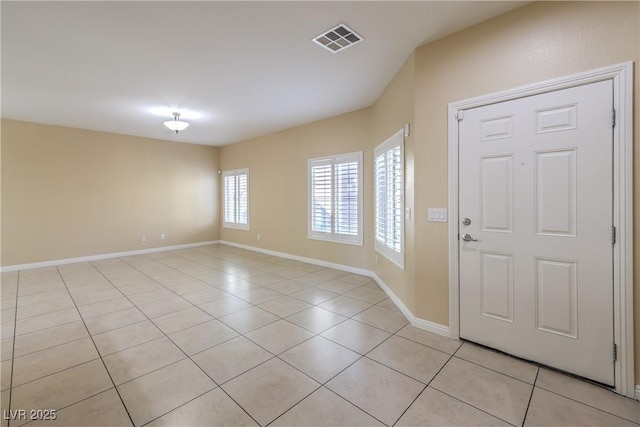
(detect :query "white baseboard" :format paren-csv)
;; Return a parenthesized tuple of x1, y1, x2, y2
(219, 240, 372, 277)
(221, 240, 451, 338)
(412, 316, 451, 337)
(2, 239, 452, 340)
(0, 240, 221, 273)
(371, 272, 450, 338)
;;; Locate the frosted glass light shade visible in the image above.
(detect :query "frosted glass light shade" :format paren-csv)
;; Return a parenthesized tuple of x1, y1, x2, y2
(163, 118, 190, 133)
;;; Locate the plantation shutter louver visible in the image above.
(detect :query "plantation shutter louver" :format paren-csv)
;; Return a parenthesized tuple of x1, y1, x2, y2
(311, 159, 333, 235)
(334, 159, 359, 237)
(223, 168, 249, 230)
(309, 152, 362, 245)
(374, 130, 404, 268)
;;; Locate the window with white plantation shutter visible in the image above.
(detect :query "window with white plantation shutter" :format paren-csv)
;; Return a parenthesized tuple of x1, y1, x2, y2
(308, 152, 363, 245)
(374, 130, 404, 268)
(223, 168, 249, 230)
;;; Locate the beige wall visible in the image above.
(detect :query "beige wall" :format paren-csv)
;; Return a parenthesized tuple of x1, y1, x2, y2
(220, 2, 640, 382)
(1, 120, 220, 266)
(411, 1, 639, 379)
(2, 1, 638, 383)
(370, 53, 416, 310)
(219, 109, 374, 269)
(219, 56, 417, 297)
(415, 0, 640, 322)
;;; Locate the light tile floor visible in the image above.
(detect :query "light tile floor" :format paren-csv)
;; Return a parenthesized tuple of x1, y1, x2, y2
(1, 244, 638, 426)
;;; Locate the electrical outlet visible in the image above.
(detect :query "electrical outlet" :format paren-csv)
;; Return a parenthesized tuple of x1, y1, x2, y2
(257, 234, 261, 241)
(140, 235, 147, 242)
(160, 233, 165, 240)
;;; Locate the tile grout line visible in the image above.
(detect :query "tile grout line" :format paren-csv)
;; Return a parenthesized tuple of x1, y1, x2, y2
(533, 383, 640, 425)
(221, 277, 426, 423)
(262, 383, 324, 427)
(269, 332, 402, 427)
(393, 329, 460, 355)
(162, 248, 489, 426)
(281, 385, 389, 427)
(135, 252, 279, 427)
(5, 270, 21, 427)
(281, 312, 350, 336)
(360, 349, 442, 389)
(130, 245, 384, 335)
(11, 246, 490, 427)
(389, 385, 428, 427)
(13, 294, 70, 310)
(129, 251, 394, 366)
(436, 343, 521, 426)
(398, 332, 542, 426)
(16, 250, 378, 419)
(190, 300, 361, 387)
(19, 246, 639, 425)
(425, 378, 519, 425)
(206, 320, 340, 389)
(96, 333, 182, 359)
(451, 355, 537, 387)
(389, 340, 462, 427)
(137, 387, 252, 427)
(11, 352, 102, 390)
(426, 383, 518, 425)
(55, 266, 136, 427)
(451, 341, 633, 422)
(136, 245, 361, 308)
(520, 367, 540, 426)
(23, 254, 320, 419)
(121, 254, 311, 343)
(150, 249, 391, 426)
(315, 318, 395, 355)
(98, 257, 263, 426)
(9, 360, 116, 423)
(12, 316, 85, 341)
(85, 317, 150, 340)
(120, 254, 256, 324)
(14, 388, 128, 427)
(131, 266, 291, 342)
(362, 331, 439, 426)
(426, 385, 519, 427)
(8, 299, 73, 322)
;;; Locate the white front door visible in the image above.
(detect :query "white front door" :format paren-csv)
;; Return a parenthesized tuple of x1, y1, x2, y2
(458, 80, 614, 385)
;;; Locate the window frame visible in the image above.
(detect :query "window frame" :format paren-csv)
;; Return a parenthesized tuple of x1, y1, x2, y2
(222, 168, 250, 230)
(374, 129, 405, 269)
(308, 151, 363, 246)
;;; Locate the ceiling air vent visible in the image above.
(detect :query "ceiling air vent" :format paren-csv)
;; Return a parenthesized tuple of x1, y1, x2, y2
(312, 23, 363, 53)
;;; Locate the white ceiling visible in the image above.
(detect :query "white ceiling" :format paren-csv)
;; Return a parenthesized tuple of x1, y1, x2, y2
(2, 1, 526, 146)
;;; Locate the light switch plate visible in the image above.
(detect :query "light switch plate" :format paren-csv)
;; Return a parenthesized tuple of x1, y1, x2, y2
(427, 208, 447, 222)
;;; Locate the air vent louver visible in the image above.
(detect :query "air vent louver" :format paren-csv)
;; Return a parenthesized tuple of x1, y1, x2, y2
(313, 23, 363, 53)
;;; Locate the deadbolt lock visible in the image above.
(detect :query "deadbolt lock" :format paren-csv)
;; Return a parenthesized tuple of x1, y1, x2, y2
(462, 218, 471, 226)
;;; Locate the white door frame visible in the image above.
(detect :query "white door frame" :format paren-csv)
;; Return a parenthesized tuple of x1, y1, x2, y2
(447, 62, 634, 397)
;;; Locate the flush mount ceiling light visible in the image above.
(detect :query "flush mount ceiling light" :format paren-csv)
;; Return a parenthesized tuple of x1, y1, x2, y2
(313, 23, 363, 53)
(163, 112, 189, 134)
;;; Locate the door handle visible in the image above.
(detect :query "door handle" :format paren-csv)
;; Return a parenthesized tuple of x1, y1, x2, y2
(461, 233, 478, 242)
